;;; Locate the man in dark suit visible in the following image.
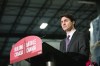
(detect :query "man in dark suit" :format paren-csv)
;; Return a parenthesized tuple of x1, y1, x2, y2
(59, 13, 90, 66)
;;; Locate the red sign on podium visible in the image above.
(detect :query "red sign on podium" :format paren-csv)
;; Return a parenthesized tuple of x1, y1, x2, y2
(10, 36, 42, 64)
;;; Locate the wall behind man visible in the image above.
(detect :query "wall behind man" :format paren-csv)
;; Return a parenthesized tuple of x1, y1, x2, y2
(42, 39, 61, 50)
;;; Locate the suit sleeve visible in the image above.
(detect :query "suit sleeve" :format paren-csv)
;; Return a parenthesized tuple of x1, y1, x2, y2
(79, 33, 90, 56)
(76, 33, 90, 62)
(71, 32, 90, 64)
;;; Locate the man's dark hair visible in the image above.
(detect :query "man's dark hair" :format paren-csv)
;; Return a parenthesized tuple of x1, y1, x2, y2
(60, 12, 75, 22)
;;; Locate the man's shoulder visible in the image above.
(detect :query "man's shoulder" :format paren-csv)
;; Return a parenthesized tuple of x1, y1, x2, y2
(75, 30, 86, 36)
(75, 31, 90, 41)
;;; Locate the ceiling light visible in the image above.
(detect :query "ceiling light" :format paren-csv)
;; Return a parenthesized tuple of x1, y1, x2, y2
(40, 23, 48, 29)
(78, 1, 96, 4)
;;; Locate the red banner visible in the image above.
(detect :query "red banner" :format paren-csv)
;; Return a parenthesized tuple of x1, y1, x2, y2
(10, 36, 42, 64)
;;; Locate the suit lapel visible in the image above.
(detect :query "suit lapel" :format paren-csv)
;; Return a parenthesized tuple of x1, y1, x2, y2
(67, 31, 79, 51)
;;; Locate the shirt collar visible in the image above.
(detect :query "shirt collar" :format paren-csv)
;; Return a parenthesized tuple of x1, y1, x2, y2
(66, 29, 76, 40)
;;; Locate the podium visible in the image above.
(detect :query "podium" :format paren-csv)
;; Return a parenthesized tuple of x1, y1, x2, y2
(26, 42, 88, 66)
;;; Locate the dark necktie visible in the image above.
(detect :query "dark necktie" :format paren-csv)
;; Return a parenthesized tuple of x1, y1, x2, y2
(66, 35, 70, 51)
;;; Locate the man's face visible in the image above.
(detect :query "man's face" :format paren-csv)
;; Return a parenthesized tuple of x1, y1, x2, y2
(61, 16, 74, 32)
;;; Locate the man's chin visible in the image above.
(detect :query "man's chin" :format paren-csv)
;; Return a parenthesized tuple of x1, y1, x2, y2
(64, 29, 71, 32)
(63, 29, 68, 32)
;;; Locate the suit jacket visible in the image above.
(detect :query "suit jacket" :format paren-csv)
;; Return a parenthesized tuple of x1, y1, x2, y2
(60, 30, 90, 65)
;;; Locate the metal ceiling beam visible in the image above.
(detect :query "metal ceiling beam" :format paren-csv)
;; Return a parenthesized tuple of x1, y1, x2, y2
(72, 4, 85, 16)
(76, 10, 97, 29)
(47, 0, 70, 25)
(9, 0, 30, 33)
(0, 1, 8, 65)
(6, 4, 58, 10)
(45, 0, 71, 34)
(75, 4, 95, 20)
(39, 0, 69, 34)
(72, 4, 96, 31)
(0, 0, 29, 52)
(0, 0, 8, 23)
(24, 0, 52, 33)
(0, 0, 30, 63)
(0, 32, 65, 39)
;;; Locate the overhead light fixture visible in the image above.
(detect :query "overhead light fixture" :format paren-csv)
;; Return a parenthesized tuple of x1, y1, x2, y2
(78, 1, 96, 4)
(40, 23, 48, 29)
